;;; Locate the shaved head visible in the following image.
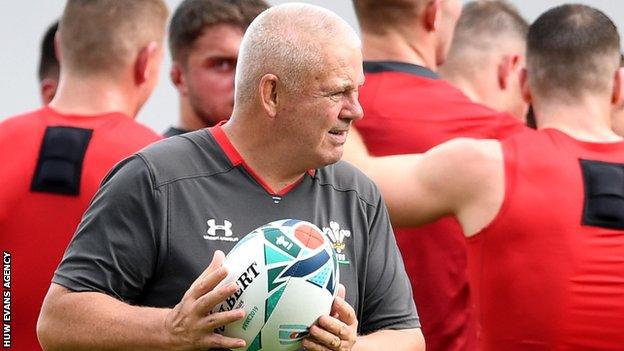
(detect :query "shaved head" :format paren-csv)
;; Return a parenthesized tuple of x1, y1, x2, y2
(527, 4, 620, 100)
(59, 0, 168, 78)
(442, 0, 528, 79)
(235, 3, 361, 105)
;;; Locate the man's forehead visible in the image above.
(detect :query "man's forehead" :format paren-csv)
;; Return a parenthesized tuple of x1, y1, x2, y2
(190, 25, 243, 56)
(319, 66, 365, 90)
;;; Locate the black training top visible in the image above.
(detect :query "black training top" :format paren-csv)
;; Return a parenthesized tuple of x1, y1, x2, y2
(54, 125, 420, 334)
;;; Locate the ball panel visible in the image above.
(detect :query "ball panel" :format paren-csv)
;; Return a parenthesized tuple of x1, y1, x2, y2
(294, 224, 324, 249)
(246, 333, 262, 351)
(265, 284, 287, 322)
(280, 249, 330, 278)
(263, 227, 301, 258)
(261, 277, 334, 351)
(264, 243, 293, 265)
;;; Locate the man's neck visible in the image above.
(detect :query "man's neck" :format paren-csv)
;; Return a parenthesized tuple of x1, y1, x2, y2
(221, 114, 309, 193)
(444, 74, 483, 103)
(49, 74, 138, 118)
(178, 98, 208, 131)
(536, 97, 622, 142)
(361, 29, 437, 70)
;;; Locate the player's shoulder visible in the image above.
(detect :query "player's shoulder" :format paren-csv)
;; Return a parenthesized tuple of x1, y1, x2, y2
(115, 117, 161, 142)
(0, 108, 45, 131)
(0, 109, 49, 146)
(314, 160, 381, 207)
(133, 129, 229, 187)
(422, 138, 503, 184)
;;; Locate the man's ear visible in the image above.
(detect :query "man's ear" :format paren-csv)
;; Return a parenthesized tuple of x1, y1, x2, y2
(519, 67, 532, 105)
(134, 41, 159, 85)
(40, 79, 58, 105)
(498, 54, 521, 90)
(259, 74, 279, 118)
(611, 67, 624, 106)
(170, 61, 188, 95)
(423, 0, 442, 31)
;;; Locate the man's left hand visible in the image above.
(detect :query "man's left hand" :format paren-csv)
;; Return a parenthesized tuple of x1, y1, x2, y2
(302, 284, 358, 351)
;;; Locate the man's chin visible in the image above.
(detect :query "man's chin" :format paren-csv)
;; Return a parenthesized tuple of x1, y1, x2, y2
(321, 151, 343, 167)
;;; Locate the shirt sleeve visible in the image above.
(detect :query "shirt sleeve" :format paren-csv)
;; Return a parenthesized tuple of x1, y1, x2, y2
(52, 155, 165, 303)
(359, 193, 421, 333)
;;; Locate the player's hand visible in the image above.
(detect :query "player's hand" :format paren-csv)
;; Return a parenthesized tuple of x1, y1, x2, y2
(164, 250, 246, 351)
(303, 284, 358, 351)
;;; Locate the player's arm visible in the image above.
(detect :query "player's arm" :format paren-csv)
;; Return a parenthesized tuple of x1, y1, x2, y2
(37, 251, 246, 351)
(345, 128, 503, 233)
(355, 329, 425, 351)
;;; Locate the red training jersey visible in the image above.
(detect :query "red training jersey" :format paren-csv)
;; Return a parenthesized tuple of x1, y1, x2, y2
(0, 106, 160, 350)
(355, 61, 526, 351)
(469, 128, 624, 350)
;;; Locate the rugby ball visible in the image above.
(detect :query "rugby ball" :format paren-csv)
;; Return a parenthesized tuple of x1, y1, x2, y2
(213, 219, 340, 351)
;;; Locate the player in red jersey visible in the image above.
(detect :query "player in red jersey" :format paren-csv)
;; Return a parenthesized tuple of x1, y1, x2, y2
(350, 1, 527, 350)
(439, 1, 528, 123)
(345, 4, 624, 350)
(0, 1, 167, 349)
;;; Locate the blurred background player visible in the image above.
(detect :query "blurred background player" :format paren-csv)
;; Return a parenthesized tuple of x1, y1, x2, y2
(345, 4, 624, 349)
(350, 1, 527, 350)
(165, 0, 269, 137)
(0, 1, 167, 349)
(439, 1, 528, 122)
(611, 54, 624, 135)
(38, 20, 59, 105)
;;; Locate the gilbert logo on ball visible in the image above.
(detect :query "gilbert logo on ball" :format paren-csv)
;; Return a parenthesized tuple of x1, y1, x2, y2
(213, 219, 340, 351)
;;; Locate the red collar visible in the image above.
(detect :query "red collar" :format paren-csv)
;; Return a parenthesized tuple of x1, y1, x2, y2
(209, 123, 315, 196)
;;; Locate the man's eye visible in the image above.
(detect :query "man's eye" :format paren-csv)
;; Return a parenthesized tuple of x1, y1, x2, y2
(205, 58, 236, 72)
(329, 92, 344, 101)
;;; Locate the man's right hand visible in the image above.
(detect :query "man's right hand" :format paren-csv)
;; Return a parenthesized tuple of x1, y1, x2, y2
(165, 250, 247, 350)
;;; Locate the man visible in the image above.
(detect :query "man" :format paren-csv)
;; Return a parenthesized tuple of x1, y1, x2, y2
(165, 0, 269, 137)
(38, 20, 59, 104)
(439, 1, 528, 122)
(351, 1, 527, 350)
(37, 4, 424, 351)
(346, 4, 624, 350)
(0, 1, 166, 349)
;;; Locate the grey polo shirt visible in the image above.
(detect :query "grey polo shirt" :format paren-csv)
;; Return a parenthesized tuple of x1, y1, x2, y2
(54, 126, 420, 334)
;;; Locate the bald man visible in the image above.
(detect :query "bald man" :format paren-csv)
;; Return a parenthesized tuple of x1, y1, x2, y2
(351, 1, 526, 349)
(439, 1, 528, 121)
(346, 4, 624, 350)
(37, 4, 424, 351)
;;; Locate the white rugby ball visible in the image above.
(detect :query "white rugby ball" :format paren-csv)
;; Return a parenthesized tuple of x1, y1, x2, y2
(213, 219, 340, 351)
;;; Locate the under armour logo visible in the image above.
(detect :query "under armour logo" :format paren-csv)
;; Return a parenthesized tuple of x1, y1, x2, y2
(204, 219, 237, 242)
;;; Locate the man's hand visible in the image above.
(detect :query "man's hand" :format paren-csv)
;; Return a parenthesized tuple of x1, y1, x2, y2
(164, 250, 247, 351)
(303, 284, 358, 351)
